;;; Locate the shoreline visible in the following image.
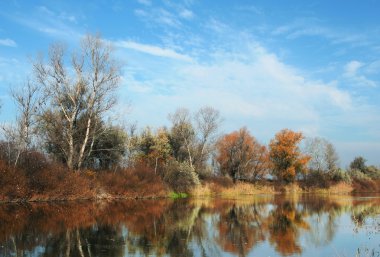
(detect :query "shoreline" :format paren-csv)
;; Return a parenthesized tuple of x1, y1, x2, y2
(1, 180, 379, 204)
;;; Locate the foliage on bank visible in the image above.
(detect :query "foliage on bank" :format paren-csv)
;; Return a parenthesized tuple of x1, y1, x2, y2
(1, 34, 379, 201)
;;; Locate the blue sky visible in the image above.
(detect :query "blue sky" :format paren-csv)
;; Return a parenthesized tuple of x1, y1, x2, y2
(0, 0, 379, 166)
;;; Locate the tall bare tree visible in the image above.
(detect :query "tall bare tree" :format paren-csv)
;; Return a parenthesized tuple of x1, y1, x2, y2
(0, 80, 40, 167)
(168, 108, 195, 168)
(303, 137, 339, 173)
(168, 106, 222, 174)
(194, 106, 222, 172)
(33, 34, 121, 170)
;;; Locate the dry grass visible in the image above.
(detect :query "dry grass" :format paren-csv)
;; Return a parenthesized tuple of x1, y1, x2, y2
(306, 182, 353, 194)
(191, 180, 275, 197)
(0, 160, 169, 202)
(97, 164, 168, 199)
(191, 179, 361, 198)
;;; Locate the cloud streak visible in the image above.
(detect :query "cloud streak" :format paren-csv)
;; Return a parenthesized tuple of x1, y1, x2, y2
(0, 38, 17, 47)
(116, 40, 193, 62)
(119, 37, 358, 142)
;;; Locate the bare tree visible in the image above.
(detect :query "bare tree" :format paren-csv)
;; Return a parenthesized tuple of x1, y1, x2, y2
(194, 106, 222, 172)
(168, 108, 195, 168)
(304, 137, 339, 173)
(325, 142, 339, 172)
(0, 80, 41, 167)
(33, 34, 121, 170)
(168, 106, 222, 174)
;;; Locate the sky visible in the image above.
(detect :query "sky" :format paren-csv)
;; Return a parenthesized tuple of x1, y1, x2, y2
(0, 0, 379, 166)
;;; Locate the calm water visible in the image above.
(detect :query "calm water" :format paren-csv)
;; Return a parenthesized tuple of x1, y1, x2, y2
(0, 195, 379, 257)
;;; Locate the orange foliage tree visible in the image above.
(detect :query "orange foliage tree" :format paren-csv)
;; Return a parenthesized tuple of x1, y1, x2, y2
(269, 129, 310, 183)
(216, 127, 269, 182)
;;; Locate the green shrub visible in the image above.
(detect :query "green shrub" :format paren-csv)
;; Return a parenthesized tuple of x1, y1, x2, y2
(365, 166, 380, 179)
(330, 169, 351, 183)
(163, 160, 200, 193)
(169, 192, 188, 199)
(306, 170, 330, 188)
(348, 169, 371, 180)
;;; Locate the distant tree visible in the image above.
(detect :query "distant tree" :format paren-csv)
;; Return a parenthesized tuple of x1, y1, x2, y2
(349, 156, 367, 173)
(168, 107, 222, 174)
(1, 80, 41, 167)
(325, 142, 339, 172)
(216, 127, 269, 182)
(135, 127, 172, 174)
(33, 34, 121, 170)
(269, 129, 310, 183)
(150, 128, 172, 174)
(168, 108, 195, 168)
(193, 106, 222, 174)
(85, 125, 127, 170)
(303, 137, 339, 173)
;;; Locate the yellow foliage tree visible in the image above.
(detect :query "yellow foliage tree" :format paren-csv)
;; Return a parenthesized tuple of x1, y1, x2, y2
(269, 129, 310, 183)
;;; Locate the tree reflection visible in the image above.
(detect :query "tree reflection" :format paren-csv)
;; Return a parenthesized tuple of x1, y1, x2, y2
(215, 203, 266, 257)
(0, 196, 379, 257)
(267, 199, 309, 256)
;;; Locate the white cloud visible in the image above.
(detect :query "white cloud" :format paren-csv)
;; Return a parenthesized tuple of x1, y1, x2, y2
(37, 6, 54, 16)
(119, 38, 358, 144)
(344, 60, 377, 87)
(364, 60, 380, 74)
(116, 40, 193, 62)
(134, 7, 182, 28)
(137, 0, 152, 6)
(206, 18, 229, 34)
(344, 60, 363, 77)
(0, 38, 17, 47)
(272, 20, 373, 49)
(2, 5, 81, 42)
(179, 9, 193, 19)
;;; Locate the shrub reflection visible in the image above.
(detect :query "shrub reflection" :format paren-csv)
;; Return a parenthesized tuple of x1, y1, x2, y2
(0, 196, 379, 257)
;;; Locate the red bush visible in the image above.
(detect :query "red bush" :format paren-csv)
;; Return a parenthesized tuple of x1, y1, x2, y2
(0, 160, 28, 201)
(98, 164, 168, 198)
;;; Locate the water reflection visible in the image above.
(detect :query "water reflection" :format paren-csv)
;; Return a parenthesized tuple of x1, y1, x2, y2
(0, 195, 379, 257)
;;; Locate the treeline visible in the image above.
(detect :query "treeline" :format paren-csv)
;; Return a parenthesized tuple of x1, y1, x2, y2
(0, 34, 379, 200)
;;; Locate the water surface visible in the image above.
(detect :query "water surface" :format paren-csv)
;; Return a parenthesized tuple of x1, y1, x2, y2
(0, 194, 379, 257)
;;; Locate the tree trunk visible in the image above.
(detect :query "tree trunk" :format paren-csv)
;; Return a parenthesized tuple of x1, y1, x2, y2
(155, 157, 158, 174)
(77, 115, 92, 170)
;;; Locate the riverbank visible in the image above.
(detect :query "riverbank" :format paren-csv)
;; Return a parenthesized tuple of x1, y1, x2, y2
(190, 180, 377, 198)
(2, 178, 379, 203)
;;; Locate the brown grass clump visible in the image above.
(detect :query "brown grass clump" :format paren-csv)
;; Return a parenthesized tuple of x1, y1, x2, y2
(352, 178, 379, 192)
(311, 182, 353, 194)
(98, 164, 168, 198)
(192, 179, 275, 197)
(0, 160, 28, 201)
(219, 182, 275, 196)
(27, 163, 96, 201)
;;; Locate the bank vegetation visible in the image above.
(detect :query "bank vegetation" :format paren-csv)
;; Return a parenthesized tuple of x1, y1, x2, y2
(1, 35, 379, 202)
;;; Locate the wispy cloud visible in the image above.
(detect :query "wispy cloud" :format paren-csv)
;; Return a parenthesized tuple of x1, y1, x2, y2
(235, 5, 263, 15)
(0, 38, 17, 47)
(134, 1, 196, 29)
(344, 60, 363, 77)
(134, 8, 182, 28)
(119, 37, 360, 142)
(116, 40, 193, 62)
(137, 0, 152, 6)
(205, 18, 230, 34)
(344, 60, 377, 87)
(272, 19, 375, 50)
(3, 5, 81, 41)
(179, 9, 193, 20)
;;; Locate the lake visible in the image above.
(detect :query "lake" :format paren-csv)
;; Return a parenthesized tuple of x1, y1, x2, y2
(0, 194, 379, 257)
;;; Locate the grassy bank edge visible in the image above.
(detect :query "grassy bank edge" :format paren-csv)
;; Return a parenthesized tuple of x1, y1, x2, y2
(2, 180, 379, 204)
